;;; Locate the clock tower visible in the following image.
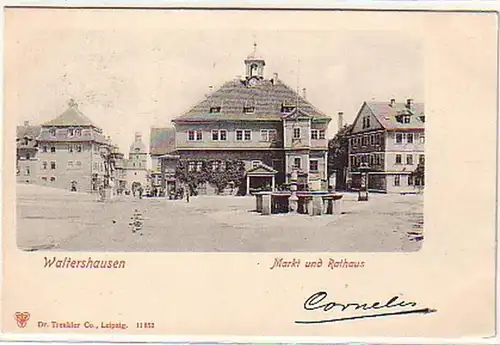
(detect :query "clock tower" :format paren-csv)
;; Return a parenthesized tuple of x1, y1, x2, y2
(244, 42, 265, 83)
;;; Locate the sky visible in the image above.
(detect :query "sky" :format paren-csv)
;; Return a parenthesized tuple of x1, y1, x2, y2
(6, 9, 423, 155)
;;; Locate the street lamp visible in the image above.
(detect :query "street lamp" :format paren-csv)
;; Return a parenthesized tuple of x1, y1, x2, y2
(358, 162, 371, 201)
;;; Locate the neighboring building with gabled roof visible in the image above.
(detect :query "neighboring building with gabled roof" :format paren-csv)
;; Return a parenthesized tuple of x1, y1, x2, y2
(16, 121, 41, 184)
(347, 98, 425, 193)
(149, 127, 176, 190)
(170, 46, 332, 194)
(36, 101, 116, 193)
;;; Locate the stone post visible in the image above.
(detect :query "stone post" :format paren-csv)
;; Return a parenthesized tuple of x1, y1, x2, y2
(255, 193, 263, 213)
(262, 193, 272, 215)
(310, 195, 324, 216)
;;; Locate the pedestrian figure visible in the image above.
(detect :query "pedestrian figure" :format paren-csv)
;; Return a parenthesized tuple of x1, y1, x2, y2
(129, 209, 144, 235)
(138, 186, 143, 199)
(186, 186, 190, 203)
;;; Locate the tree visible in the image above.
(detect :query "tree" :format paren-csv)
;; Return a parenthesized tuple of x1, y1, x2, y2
(412, 161, 425, 189)
(327, 124, 353, 190)
(175, 159, 246, 195)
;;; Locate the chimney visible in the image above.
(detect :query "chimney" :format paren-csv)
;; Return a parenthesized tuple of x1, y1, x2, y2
(390, 98, 396, 107)
(23, 120, 29, 127)
(338, 111, 344, 130)
(406, 98, 413, 109)
(302, 88, 307, 99)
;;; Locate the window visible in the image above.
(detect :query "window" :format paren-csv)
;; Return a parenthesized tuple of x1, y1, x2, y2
(196, 162, 203, 172)
(363, 136, 368, 146)
(93, 162, 99, 171)
(50, 176, 56, 182)
(362, 116, 371, 129)
(420, 116, 425, 123)
(420, 134, 425, 144)
(212, 161, 220, 171)
(68, 128, 74, 137)
(243, 101, 255, 113)
(50, 146, 56, 153)
(187, 130, 203, 141)
(311, 129, 325, 140)
(76, 161, 82, 169)
(407, 133, 413, 144)
(67, 161, 74, 169)
(75, 128, 82, 136)
(49, 128, 56, 137)
(212, 129, 227, 141)
(309, 160, 319, 172)
(94, 145, 99, 152)
(293, 128, 301, 139)
(68, 144, 73, 153)
(25, 166, 30, 175)
(188, 161, 196, 172)
(252, 160, 262, 169)
(376, 134, 381, 144)
(394, 175, 401, 186)
(395, 133, 403, 144)
(220, 161, 226, 171)
(395, 154, 402, 164)
(50, 161, 56, 170)
(419, 154, 425, 164)
(42, 146, 48, 153)
(406, 154, 413, 165)
(369, 155, 374, 165)
(403, 115, 411, 124)
(261, 129, 277, 142)
(408, 175, 414, 186)
(370, 135, 374, 145)
(41, 176, 47, 181)
(236, 129, 251, 141)
(76, 144, 82, 152)
(311, 130, 318, 140)
(293, 157, 301, 169)
(209, 106, 221, 114)
(42, 161, 48, 170)
(244, 130, 251, 141)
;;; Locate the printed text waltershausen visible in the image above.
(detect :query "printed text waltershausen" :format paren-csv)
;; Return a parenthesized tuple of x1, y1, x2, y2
(44, 257, 126, 269)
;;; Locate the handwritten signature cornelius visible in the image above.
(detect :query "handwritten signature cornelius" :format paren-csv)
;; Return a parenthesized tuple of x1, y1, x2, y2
(295, 291, 436, 324)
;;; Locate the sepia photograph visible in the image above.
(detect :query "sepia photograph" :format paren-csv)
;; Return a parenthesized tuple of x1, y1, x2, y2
(12, 9, 426, 253)
(3, 7, 497, 339)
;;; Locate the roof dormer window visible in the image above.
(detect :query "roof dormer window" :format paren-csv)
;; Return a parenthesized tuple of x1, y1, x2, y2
(243, 100, 256, 114)
(396, 114, 411, 124)
(419, 115, 425, 123)
(209, 106, 221, 114)
(49, 128, 56, 137)
(281, 101, 296, 114)
(209, 100, 223, 114)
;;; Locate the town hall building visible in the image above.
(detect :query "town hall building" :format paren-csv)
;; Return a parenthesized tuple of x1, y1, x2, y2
(170, 45, 332, 194)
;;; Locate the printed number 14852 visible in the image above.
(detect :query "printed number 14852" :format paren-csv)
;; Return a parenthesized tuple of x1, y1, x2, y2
(136, 322, 155, 329)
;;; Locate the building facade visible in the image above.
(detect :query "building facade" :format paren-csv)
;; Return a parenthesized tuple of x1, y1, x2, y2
(347, 98, 425, 193)
(122, 132, 148, 191)
(150, 127, 176, 190)
(170, 47, 331, 194)
(16, 121, 40, 184)
(33, 101, 116, 193)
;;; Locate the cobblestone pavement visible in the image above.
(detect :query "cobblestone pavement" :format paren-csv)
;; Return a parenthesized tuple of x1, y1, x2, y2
(17, 183, 423, 252)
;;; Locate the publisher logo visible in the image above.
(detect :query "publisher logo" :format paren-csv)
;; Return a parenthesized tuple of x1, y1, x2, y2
(14, 312, 30, 328)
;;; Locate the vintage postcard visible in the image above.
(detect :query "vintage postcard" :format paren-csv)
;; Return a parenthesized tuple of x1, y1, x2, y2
(1, 5, 498, 341)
